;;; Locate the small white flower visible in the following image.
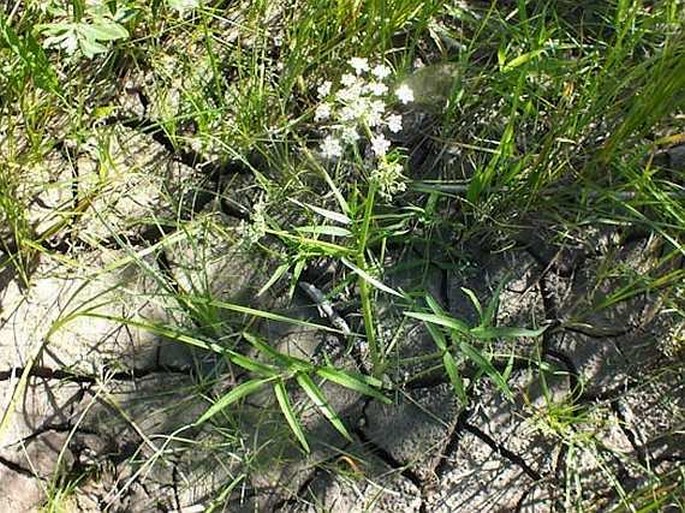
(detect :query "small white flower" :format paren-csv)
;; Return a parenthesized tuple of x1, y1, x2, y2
(372, 64, 392, 80)
(395, 84, 414, 104)
(336, 80, 363, 103)
(349, 57, 370, 75)
(367, 81, 388, 96)
(238, 193, 268, 246)
(339, 102, 366, 122)
(366, 99, 386, 127)
(317, 81, 332, 98)
(321, 135, 343, 159)
(371, 134, 391, 157)
(340, 126, 360, 143)
(341, 73, 357, 87)
(314, 103, 331, 121)
(386, 114, 403, 133)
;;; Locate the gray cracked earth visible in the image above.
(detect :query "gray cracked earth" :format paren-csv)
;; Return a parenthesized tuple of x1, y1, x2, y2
(1, 105, 684, 512)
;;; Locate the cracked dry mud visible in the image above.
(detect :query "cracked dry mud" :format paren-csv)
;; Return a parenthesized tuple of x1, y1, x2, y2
(2, 97, 684, 512)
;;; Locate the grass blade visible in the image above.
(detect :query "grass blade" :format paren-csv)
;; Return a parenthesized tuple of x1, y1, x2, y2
(442, 351, 467, 404)
(296, 373, 352, 441)
(273, 380, 309, 453)
(295, 225, 352, 237)
(316, 367, 390, 404)
(242, 331, 312, 372)
(404, 311, 470, 335)
(459, 341, 512, 400)
(197, 377, 273, 424)
(460, 287, 483, 319)
(257, 262, 290, 297)
(470, 325, 547, 340)
(341, 258, 406, 298)
(290, 199, 351, 225)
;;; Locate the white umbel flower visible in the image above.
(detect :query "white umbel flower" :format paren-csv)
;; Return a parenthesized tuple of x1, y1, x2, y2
(366, 81, 388, 96)
(349, 57, 370, 75)
(321, 135, 343, 159)
(341, 126, 360, 143)
(386, 114, 403, 133)
(366, 100, 386, 127)
(372, 64, 392, 80)
(371, 134, 391, 157)
(395, 84, 414, 104)
(317, 81, 332, 98)
(341, 73, 357, 87)
(314, 103, 332, 121)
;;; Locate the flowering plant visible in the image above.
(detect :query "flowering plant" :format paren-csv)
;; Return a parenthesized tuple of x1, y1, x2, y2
(314, 57, 414, 201)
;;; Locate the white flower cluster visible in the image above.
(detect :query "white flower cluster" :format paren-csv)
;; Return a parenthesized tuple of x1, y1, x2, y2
(237, 195, 268, 247)
(314, 57, 413, 201)
(315, 57, 414, 161)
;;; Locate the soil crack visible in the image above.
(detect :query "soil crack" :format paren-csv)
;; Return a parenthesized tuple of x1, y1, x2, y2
(462, 422, 542, 482)
(0, 454, 37, 478)
(0, 363, 196, 383)
(353, 397, 427, 508)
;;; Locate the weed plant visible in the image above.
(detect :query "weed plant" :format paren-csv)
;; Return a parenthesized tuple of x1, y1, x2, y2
(1, 0, 684, 510)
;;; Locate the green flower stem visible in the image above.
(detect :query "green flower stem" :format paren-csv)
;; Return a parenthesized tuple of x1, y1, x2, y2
(357, 181, 381, 375)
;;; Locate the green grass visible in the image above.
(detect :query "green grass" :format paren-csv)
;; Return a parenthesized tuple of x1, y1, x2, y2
(1, 0, 683, 511)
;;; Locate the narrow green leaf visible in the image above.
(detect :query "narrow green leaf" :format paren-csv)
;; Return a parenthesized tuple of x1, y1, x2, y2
(423, 315, 448, 351)
(290, 199, 351, 225)
(502, 351, 515, 383)
(316, 367, 390, 404)
(270, 230, 353, 255)
(470, 325, 547, 340)
(497, 46, 506, 68)
(459, 342, 512, 400)
(296, 373, 352, 441)
(242, 332, 312, 372)
(202, 298, 342, 334)
(257, 262, 290, 297)
(228, 352, 279, 376)
(197, 377, 273, 424)
(295, 225, 352, 237)
(482, 280, 505, 328)
(84, 314, 279, 376)
(425, 294, 447, 316)
(405, 311, 470, 335)
(273, 380, 309, 452)
(341, 258, 406, 298)
(460, 287, 483, 319)
(442, 351, 467, 404)
(502, 48, 546, 72)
